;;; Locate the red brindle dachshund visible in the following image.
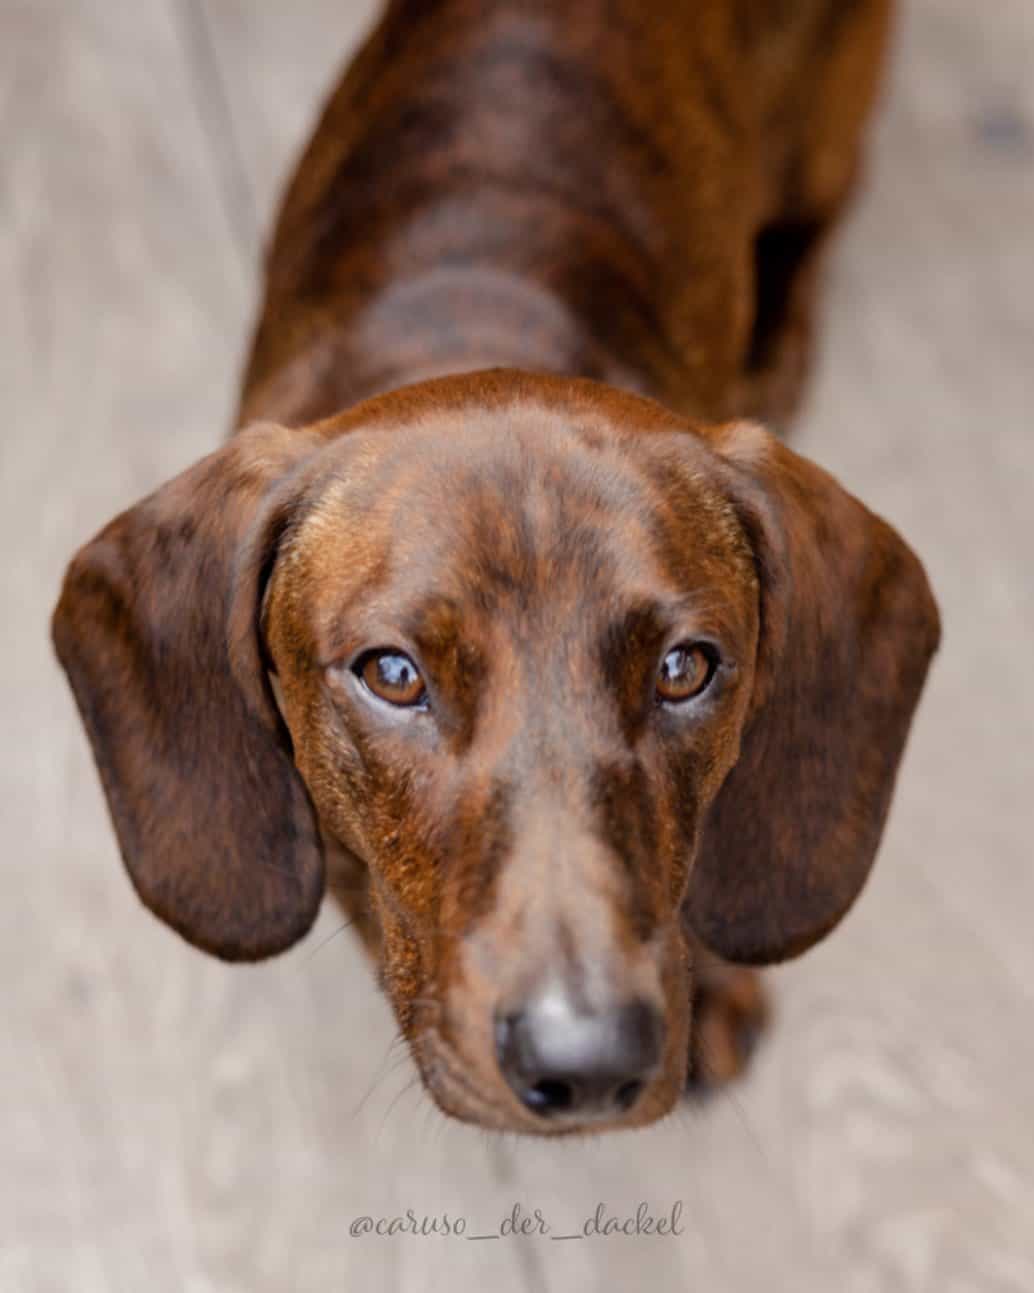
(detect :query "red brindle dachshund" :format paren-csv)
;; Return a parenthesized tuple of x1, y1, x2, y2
(53, 0, 939, 1135)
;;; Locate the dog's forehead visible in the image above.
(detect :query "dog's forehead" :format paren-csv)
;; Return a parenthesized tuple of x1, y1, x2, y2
(287, 398, 754, 652)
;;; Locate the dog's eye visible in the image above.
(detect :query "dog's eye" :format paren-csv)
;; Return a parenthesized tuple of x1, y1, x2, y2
(354, 650, 427, 708)
(656, 643, 716, 703)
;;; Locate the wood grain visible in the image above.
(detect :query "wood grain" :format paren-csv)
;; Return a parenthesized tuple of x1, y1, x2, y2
(3, 1, 1032, 1289)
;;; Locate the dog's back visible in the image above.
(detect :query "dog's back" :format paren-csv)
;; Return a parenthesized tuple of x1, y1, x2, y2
(239, 0, 894, 430)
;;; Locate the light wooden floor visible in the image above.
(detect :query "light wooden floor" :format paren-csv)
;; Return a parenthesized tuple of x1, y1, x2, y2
(3, 2, 1033, 1290)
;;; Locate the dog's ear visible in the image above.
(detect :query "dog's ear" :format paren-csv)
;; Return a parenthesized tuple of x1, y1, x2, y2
(52, 423, 331, 961)
(687, 422, 940, 964)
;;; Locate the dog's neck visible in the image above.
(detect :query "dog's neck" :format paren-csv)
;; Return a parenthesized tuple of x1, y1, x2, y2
(238, 264, 679, 428)
(348, 266, 650, 399)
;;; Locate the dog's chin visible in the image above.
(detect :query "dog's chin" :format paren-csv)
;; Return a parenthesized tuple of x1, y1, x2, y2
(410, 1029, 684, 1137)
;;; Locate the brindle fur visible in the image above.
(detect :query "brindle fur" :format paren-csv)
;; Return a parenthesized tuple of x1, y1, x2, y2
(52, 0, 940, 1135)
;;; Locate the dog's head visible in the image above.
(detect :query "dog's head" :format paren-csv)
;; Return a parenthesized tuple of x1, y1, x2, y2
(53, 371, 939, 1135)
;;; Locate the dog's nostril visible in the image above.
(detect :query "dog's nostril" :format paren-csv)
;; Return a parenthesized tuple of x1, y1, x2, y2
(614, 1078, 644, 1111)
(494, 995, 662, 1120)
(523, 1078, 575, 1113)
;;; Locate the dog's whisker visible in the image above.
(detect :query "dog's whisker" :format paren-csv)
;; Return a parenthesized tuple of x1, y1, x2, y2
(300, 917, 356, 967)
(349, 1028, 410, 1120)
(720, 1084, 770, 1169)
(375, 1073, 425, 1146)
(380, 1049, 419, 1086)
(690, 1031, 771, 1168)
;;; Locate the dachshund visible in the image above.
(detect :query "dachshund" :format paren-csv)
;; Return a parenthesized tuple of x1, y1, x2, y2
(52, 0, 939, 1136)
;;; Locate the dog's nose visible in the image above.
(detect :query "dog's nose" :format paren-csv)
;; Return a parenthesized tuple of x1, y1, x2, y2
(495, 992, 663, 1120)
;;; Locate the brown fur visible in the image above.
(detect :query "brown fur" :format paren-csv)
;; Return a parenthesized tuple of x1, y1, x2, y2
(239, 0, 895, 429)
(52, 0, 940, 1136)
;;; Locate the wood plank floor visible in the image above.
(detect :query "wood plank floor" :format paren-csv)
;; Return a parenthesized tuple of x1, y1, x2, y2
(3, 1, 1032, 1289)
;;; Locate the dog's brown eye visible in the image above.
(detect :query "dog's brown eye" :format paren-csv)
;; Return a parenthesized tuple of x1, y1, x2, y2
(656, 644, 715, 703)
(356, 650, 426, 707)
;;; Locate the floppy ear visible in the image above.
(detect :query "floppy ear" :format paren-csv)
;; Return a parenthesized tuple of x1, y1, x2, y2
(52, 423, 330, 961)
(687, 421, 941, 964)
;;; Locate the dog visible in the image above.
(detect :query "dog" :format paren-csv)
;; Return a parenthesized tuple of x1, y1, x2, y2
(52, 0, 940, 1136)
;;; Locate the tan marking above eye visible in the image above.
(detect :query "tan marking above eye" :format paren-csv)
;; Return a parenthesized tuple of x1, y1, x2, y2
(358, 650, 427, 707)
(656, 644, 714, 703)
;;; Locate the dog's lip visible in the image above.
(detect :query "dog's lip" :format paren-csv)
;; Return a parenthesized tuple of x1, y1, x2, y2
(414, 1031, 524, 1131)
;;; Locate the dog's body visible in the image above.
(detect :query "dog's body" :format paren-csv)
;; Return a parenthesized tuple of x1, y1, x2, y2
(54, 0, 940, 1136)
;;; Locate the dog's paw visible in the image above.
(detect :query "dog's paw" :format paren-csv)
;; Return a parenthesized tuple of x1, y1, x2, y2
(686, 959, 769, 1096)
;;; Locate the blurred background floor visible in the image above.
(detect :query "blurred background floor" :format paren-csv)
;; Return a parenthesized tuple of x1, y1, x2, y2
(2, 2, 1033, 1290)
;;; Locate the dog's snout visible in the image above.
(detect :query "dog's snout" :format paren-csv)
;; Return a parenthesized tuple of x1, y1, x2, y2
(494, 993, 663, 1121)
